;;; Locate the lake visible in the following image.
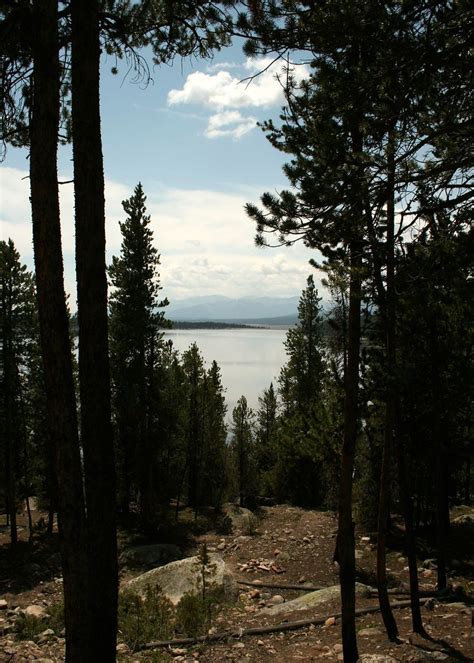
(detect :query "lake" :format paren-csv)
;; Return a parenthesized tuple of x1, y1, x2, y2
(165, 328, 288, 415)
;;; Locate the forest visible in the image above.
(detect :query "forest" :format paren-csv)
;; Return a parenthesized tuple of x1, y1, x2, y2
(0, 2, 472, 663)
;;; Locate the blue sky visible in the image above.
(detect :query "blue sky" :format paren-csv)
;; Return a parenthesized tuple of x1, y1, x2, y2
(1, 39, 321, 305)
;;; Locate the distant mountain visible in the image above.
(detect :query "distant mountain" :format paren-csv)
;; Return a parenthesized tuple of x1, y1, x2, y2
(166, 295, 299, 322)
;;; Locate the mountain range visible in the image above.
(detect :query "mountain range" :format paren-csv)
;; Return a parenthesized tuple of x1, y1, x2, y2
(166, 295, 300, 323)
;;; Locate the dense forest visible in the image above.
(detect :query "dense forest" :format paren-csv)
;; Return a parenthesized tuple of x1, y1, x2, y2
(0, 2, 472, 663)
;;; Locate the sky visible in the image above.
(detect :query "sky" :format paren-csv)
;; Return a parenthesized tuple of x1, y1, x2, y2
(0, 39, 322, 307)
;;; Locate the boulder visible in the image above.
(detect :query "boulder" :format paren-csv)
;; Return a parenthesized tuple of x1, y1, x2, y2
(23, 605, 48, 620)
(119, 543, 182, 569)
(221, 503, 253, 531)
(126, 553, 238, 605)
(452, 513, 474, 527)
(262, 583, 372, 615)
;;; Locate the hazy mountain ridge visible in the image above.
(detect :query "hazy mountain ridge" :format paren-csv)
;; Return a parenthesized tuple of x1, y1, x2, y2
(166, 295, 300, 321)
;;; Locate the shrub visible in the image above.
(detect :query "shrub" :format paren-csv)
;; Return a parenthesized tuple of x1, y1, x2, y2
(243, 513, 260, 536)
(15, 614, 45, 640)
(118, 585, 174, 651)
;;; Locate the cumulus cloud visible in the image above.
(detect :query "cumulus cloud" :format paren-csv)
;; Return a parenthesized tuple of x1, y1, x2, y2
(167, 57, 309, 140)
(205, 110, 257, 139)
(1, 165, 323, 306)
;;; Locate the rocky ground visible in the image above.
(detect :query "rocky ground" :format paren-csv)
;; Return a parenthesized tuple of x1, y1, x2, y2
(0, 504, 473, 662)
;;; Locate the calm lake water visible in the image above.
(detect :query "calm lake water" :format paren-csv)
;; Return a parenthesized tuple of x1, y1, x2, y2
(165, 328, 288, 415)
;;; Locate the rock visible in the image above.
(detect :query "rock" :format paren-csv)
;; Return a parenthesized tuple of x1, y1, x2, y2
(422, 558, 437, 570)
(234, 535, 251, 544)
(262, 583, 371, 615)
(24, 605, 48, 620)
(217, 542, 226, 551)
(359, 656, 398, 663)
(119, 543, 182, 569)
(359, 627, 384, 637)
(127, 553, 238, 605)
(221, 503, 253, 530)
(233, 642, 245, 649)
(277, 551, 290, 563)
(257, 639, 265, 646)
(324, 616, 336, 627)
(35, 628, 55, 644)
(266, 594, 284, 605)
(116, 643, 129, 654)
(444, 602, 471, 615)
(0, 599, 7, 610)
(452, 513, 474, 526)
(333, 643, 343, 653)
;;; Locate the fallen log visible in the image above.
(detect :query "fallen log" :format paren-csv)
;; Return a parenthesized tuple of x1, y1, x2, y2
(138, 597, 429, 651)
(237, 579, 437, 598)
(237, 579, 325, 591)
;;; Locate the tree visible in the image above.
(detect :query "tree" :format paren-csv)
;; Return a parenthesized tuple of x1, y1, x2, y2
(182, 343, 206, 511)
(241, 2, 473, 653)
(201, 360, 228, 509)
(71, 2, 117, 658)
(230, 396, 256, 508)
(274, 275, 327, 506)
(109, 182, 168, 526)
(255, 382, 279, 496)
(29, 3, 89, 658)
(0, 239, 36, 543)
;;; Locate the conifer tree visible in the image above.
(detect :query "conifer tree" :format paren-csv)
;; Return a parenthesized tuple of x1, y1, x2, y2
(109, 182, 168, 525)
(0, 239, 36, 543)
(255, 383, 279, 496)
(202, 360, 228, 509)
(182, 343, 206, 511)
(230, 396, 256, 508)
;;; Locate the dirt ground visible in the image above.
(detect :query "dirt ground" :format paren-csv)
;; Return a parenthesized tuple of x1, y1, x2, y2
(0, 504, 473, 662)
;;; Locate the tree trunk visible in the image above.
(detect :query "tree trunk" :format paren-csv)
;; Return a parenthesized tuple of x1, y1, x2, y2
(337, 241, 362, 663)
(429, 326, 448, 590)
(2, 272, 17, 545)
(395, 421, 424, 634)
(30, 1, 88, 659)
(376, 137, 398, 641)
(71, 1, 118, 659)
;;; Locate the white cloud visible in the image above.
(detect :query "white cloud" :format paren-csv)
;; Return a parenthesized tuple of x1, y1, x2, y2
(1, 166, 324, 306)
(167, 57, 309, 140)
(205, 110, 257, 139)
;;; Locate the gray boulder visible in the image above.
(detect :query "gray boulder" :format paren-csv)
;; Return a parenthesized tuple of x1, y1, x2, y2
(126, 553, 238, 605)
(221, 503, 253, 531)
(119, 543, 182, 569)
(262, 583, 372, 615)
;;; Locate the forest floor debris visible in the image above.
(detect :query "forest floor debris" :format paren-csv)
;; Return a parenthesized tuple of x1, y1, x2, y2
(0, 504, 472, 662)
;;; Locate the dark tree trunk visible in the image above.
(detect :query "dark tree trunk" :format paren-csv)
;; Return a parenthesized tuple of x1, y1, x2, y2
(429, 326, 448, 590)
(71, 0, 118, 659)
(376, 138, 398, 641)
(30, 1, 88, 659)
(2, 274, 17, 545)
(396, 421, 424, 634)
(337, 242, 362, 663)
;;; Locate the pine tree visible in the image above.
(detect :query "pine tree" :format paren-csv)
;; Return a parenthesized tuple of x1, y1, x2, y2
(0, 239, 36, 543)
(182, 343, 206, 511)
(201, 361, 228, 509)
(109, 182, 168, 526)
(230, 396, 256, 508)
(255, 383, 279, 496)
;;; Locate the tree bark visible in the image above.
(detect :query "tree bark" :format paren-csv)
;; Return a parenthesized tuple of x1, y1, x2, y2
(337, 241, 362, 663)
(71, 1, 118, 659)
(395, 421, 424, 634)
(30, 1, 88, 659)
(376, 137, 398, 641)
